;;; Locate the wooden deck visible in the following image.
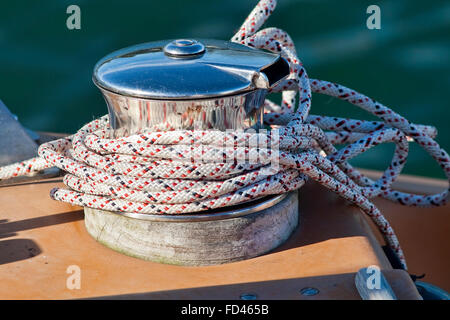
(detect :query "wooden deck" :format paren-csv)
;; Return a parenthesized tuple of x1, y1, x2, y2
(361, 169, 450, 293)
(3, 172, 445, 299)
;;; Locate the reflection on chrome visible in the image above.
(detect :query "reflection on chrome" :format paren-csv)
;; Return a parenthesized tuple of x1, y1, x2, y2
(103, 90, 266, 137)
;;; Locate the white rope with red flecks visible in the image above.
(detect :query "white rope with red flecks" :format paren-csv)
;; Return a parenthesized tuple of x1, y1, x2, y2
(1, 0, 449, 270)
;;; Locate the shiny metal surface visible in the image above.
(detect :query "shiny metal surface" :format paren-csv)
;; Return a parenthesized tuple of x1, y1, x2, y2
(103, 88, 266, 137)
(101, 193, 288, 222)
(94, 38, 290, 137)
(92, 38, 289, 100)
(163, 39, 205, 57)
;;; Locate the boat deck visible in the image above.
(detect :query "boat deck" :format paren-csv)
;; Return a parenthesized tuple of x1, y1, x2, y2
(2, 172, 446, 299)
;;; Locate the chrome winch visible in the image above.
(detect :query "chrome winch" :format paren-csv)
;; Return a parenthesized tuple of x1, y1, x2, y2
(84, 38, 299, 265)
(93, 38, 290, 136)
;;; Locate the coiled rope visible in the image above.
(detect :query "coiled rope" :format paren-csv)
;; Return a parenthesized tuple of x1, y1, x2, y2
(1, 0, 449, 270)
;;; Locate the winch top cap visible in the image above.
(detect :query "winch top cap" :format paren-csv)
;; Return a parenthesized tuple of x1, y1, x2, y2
(163, 39, 206, 57)
(92, 39, 290, 100)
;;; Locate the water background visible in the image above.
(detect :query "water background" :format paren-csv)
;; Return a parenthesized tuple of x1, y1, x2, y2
(1, 0, 449, 178)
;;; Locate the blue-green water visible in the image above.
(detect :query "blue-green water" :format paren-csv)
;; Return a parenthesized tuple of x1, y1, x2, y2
(0, 0, 449, 178)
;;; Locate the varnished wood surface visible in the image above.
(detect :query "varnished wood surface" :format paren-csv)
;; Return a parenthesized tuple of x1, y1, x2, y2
(0, 176, 423, 299)
(360, 169, 450, 292)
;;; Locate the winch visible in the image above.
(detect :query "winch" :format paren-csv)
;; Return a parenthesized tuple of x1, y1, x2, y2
(85, 38, 299, 265)
(2, 1, 450, 299)
(93, 38, 290, 135)
(3, 0, 446, 271)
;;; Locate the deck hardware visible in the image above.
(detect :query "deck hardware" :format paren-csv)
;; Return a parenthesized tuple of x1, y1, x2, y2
(300, 287, 319, 296)
(163, 39, 206, 57)
(2, 0, 449, 272)
(240, 293, 258, 300)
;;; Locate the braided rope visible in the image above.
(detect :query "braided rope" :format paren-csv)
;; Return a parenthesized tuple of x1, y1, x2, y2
(1, 0, 449, 270)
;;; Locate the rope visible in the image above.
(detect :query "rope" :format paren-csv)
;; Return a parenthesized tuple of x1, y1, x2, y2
(1, 0, 449, 270)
